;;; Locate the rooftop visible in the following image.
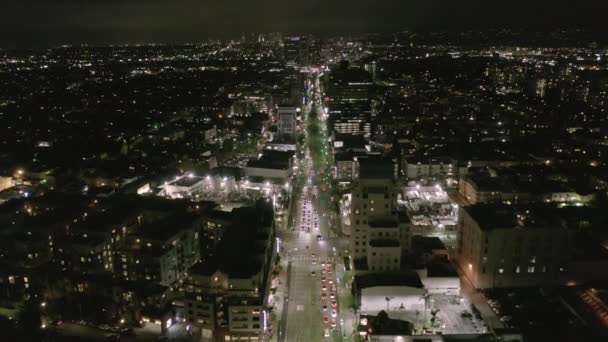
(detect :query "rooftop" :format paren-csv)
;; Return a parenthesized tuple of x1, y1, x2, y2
(465, 204, 567, 231)
(189, 200, 274, 278)
(369, 239, 400, 248)
(167, 175, 205, 188)
(359, 311, 413, 336)
(426, 260, 459, 278)
(354, 271, 424, 290)
(358, 158, 394, 180)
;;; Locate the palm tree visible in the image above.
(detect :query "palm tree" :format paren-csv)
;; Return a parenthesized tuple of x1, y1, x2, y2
(385, 296, 392, 312)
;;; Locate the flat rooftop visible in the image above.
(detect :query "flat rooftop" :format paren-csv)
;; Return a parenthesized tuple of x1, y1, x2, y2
(465, 204, 567, 231)
(369, 239, 400, 247)
(355, 271, 424, 290)
(167, 175, 205, 188)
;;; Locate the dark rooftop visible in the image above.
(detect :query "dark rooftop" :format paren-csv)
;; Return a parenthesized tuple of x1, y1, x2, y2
(465, 204, 567, 231)
(190, 200, 274, 278)
(354, 271, 423, 290)
(426, 260, 459, 278)
(360, 311, 413, 336)
(358, 158, 394, 180)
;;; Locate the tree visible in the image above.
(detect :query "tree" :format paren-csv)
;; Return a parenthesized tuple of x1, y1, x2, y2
(17, 299, 42, 341)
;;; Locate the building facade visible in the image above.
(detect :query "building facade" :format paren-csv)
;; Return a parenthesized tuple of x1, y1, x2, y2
(456, 204, 573, 288)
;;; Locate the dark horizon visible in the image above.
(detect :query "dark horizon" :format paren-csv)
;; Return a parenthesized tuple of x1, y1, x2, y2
(1, 0, 607, 47)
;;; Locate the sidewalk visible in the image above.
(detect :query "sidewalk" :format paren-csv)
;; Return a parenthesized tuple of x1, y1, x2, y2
(453, 261, 504, 331)
(267, 257, 290, 342)
(335, 262, 357, 342)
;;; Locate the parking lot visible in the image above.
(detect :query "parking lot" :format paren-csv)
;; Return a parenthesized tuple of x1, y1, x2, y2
(484, 288, 592, 341)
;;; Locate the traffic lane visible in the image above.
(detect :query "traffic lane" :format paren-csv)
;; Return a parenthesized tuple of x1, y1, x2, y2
(57, 323, 163, 342)
(286, 259, 324, 342)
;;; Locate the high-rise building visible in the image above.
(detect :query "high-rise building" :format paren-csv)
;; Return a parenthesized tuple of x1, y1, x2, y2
(283, 35, 321, 67)
(283, 36, 307, 67)
(277, 106, 298, 139)
(349, 159, 411, 272)
(325, 63, 373, 137)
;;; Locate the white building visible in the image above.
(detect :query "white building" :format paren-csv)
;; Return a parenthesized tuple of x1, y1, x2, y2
(354, 273, 426, 314)
(416, 262, 460, 295)
(403, 157, 456, 183)
(162, 175, 206, 198)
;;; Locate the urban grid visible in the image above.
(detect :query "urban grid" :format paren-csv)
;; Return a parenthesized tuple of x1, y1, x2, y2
(0, 3, 608, 342)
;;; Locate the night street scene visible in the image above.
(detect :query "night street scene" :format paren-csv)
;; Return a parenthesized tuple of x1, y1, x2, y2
(1, 1, 608, 342)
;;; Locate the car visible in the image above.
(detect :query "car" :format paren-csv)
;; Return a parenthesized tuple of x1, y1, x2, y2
(331, 320, 336, 328)
(321, 276, 326, 282)
(322, 305, 328, 311)
(331, 300, 337, 307)
(321, 262, 326, 267)
(460, 311, 473, 318)
(322, 285, 327, 291)
(324, 328, 330, 337)
(317, 234, 322, 240)
(312, 259, 316, 264)
(321, 293, 327, 300)
(328, 280, 333, 285)
(330, 292, 335, 299)
(500, 315, 512, 322)
(323, 316, 330, 324)
(105, 334, 120, 341)
(331, 309, 337, 318)
(310, 271, 316, 277)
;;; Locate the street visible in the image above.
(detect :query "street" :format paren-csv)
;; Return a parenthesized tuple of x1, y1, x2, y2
(276, 73, 353, 342)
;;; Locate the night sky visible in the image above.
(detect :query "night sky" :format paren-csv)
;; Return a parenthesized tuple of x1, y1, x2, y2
(0, 0, 606, 46)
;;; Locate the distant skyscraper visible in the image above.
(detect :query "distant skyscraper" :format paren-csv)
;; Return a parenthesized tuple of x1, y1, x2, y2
(325, 64, 373, 137)
(283, 35, 320, 67)
(284, 36, 306, 67)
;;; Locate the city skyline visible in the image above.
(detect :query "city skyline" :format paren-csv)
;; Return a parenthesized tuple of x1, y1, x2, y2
(0, 8, 607, 341)
(0, 1, 607, 46)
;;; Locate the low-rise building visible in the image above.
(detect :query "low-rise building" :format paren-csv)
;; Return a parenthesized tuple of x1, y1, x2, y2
(353, 273, 426, 314)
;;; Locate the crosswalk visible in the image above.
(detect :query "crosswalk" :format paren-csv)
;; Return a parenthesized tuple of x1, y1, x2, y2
(288, 254, 338, 262)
